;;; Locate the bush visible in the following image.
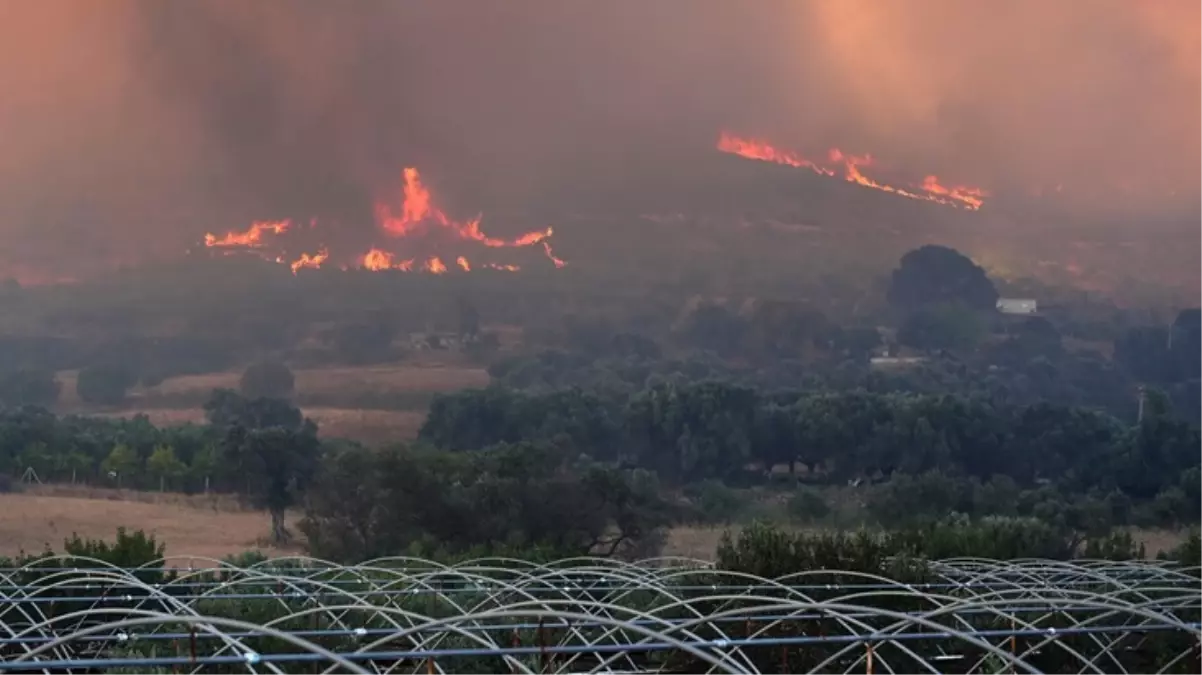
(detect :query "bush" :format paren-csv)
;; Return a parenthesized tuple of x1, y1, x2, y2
(63, 527, 166, 568)
(239, 361, 296, 399)
(786, 486, 831, 522)
(683, 480, 749, 524)
(866, 471, 974, 526)
(75, 363, 137, 405)
(716, 517, 1141, 578)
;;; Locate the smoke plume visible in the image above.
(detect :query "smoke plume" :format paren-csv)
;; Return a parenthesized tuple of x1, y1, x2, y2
(0, 0, 1197, 279)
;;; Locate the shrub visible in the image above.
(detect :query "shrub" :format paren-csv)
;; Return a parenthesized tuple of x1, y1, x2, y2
(63, 527, 166, 568)
(683, 480, 749, 524)
(786, 486, 831, 522)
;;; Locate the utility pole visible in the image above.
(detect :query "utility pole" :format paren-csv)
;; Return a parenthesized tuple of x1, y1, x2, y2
(1136, 385, 1147, 424)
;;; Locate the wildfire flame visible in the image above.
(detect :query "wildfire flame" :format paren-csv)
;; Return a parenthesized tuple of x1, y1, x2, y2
(425, 256, 447, 274)
(290, 248, 329, 274)
(542, 241, 566, 268)
(202, 165, 566, 275)
(375, 168, 554, 248)
(717, 132, 987, 210)
(362, 248, 395, 271)
(204, 220, 291, 247)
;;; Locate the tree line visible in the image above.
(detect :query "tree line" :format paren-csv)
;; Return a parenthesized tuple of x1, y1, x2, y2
(421, 382, 1200, 523)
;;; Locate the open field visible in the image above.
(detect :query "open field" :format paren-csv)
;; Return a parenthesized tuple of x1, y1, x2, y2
(91, 407, 427, 446)
(0, 488, 1189, 563)
(54, 361, 488, 445)
(0, 486, 301, 564)
(57, 361, 490, 409)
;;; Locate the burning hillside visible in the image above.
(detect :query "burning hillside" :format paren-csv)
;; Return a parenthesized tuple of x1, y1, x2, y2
(201, 167, 566, 275)
(717, 132, 987, 211)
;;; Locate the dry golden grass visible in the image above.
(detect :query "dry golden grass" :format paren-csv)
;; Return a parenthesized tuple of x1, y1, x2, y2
(143, 363, 489, 399)
(302, 408, 426, 445)
(92, 407, 427, 445)
(663, 525, 730, 560)
(56, 361, 486, 445)
(57, 362, 488, 409)
(22, 483, 245, 510)
(0, 488, 300, 565)
(1127, 528, 1188, 558)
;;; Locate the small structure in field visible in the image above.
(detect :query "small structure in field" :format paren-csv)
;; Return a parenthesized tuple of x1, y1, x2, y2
(997, 298, 1038, 315)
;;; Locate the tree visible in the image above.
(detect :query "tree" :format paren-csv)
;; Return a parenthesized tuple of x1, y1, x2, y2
(223, 422, 321, 543)
(1114, 326, 1173, 382)
(300, 443, 671, 562)
(821, 325, 883, 360)
(887, 245, 998, 311)
(898, 304, 986, 352)
(204, 388, 304, 430)
(101, 444, 140, 488)
(56, 450, 93, 484)
(239, 361, 295, 399)
(1170, 308, 1200, 380)
(677, 303, 746, 357)
(146, 444, 186, 492)
(189, 443, 221, 492)
(76, 364, 137, 405)
(625, 381, 758, 482)
(0, 369, 61, 408)
(743, 301, 827, 359)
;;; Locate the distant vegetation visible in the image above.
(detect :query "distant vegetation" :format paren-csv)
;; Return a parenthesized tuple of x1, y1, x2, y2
(0, 242, 1197, 563)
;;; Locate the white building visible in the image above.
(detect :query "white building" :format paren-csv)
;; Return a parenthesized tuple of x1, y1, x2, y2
(996, 298, 1038, 315)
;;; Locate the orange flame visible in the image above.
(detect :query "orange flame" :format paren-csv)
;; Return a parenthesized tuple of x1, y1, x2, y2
(485, 263, 521, 272)
(362, 248, 428, 272)
(717, 132, 836, 177)
(542, 242, 566, 268)
(201, 165, 568, 273)
(204, 220, 291, 247)
(362, 248, 394, 271)
(290, 248, 328, 274)
(425, 256, 447, 274)
(717, 132, 987, 210)
(920, 175, 986, 210)
(510, 226, 554, 246)
(376, 168, 555, 247)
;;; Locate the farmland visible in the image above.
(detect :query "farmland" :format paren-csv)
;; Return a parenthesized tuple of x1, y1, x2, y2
(55, 360, 489, 446)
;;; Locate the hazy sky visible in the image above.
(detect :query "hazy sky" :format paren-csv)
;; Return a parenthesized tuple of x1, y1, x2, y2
(0, 0, 1197, 278)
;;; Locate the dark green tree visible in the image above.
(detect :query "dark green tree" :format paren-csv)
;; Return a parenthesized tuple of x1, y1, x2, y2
(887, 245, 999, 310)
(76, 364, 137, 405)
(0, 369, 61, 408)
(898, 304, 986, 352)
(223, 422, 321, 543)
(239, 360, 296, 399)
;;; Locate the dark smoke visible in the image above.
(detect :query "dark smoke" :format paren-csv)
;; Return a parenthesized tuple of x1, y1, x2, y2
(0, 0, 1197, 279)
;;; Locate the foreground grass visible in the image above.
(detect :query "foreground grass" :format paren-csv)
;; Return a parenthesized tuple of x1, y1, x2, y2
(0, 485, 301, 564)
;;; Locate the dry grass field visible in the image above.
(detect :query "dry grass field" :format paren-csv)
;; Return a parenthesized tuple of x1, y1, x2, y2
(2, 488, 1187, 565)
(55, 361, 488, 445)
(0, 486, 302, 565)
